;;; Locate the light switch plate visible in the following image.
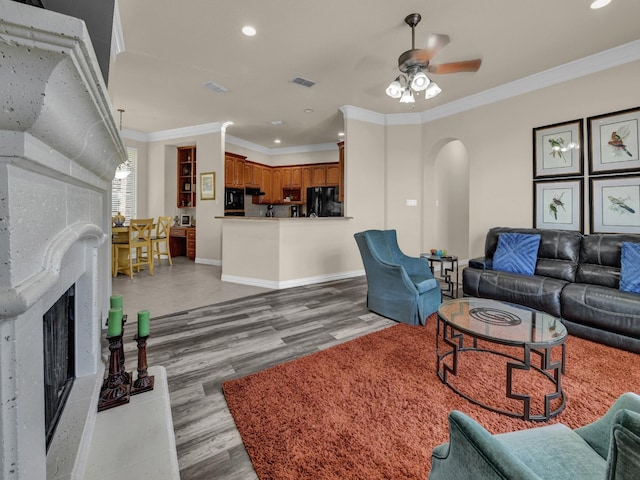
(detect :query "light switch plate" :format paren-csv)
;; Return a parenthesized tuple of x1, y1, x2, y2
(406, 199, 418, 206)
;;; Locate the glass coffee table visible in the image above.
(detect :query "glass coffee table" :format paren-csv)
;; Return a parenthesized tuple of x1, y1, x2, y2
(437, 298, 567, 421)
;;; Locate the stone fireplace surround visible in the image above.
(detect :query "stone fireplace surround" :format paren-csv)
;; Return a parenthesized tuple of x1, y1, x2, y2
(0, 3, 127, 478)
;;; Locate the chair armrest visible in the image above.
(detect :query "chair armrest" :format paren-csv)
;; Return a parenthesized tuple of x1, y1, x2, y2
(469, 256, 491, 269)
(575, 392, 640, 460)
(397, 254, 435, 279)
(429, 411, 541, 480)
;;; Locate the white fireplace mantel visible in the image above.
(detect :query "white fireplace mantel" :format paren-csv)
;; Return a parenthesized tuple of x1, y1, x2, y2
(0, 2, 127, 479)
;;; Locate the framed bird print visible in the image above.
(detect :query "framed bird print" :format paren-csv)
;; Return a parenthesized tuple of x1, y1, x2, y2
(533, 119, 583, 179)
(590, 175, 640, 234)
(588, 107, 640, 175)
(534, 178, 583, 232)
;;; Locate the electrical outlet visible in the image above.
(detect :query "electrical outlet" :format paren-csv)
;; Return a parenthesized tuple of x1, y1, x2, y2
(406, 199, 418, 207)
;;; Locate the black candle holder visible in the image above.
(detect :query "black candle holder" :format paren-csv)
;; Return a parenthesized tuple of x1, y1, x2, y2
(131, 334, 154, 395)
(98, 334, 131, 411)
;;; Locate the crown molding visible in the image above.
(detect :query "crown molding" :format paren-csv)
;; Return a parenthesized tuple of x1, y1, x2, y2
(121, 39, 640, 151)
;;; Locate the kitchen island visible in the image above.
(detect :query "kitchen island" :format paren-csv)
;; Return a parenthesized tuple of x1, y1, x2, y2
(217, 216, 360, 289)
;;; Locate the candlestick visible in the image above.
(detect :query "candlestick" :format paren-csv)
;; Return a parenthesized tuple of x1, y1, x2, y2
(107, 308, 123, 337)
(137, 310, 150, 337)
(131, 334, 155, 395)
(110, 294, 123, 310)
(98, 334, 131, 411)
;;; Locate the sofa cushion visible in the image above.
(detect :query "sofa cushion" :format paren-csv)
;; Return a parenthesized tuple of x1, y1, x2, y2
(606, 409, 640, 480)
(620, 242, 640, 294)
(576, 233, 640, 288)
(484, 227, 581, 282)
(493, 233, 541, 275)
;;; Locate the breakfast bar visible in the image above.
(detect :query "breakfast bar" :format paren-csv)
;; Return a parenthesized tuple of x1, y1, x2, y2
(219, 216, 357, 289)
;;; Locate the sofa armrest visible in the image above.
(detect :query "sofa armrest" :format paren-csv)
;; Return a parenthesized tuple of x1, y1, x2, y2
(429, 411, 541, 480)
(469, 256, 491, 269)
(575, 392, 640, 460)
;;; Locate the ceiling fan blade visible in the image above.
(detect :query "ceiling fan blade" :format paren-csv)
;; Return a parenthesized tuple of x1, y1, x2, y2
(420, 34, 450, 60)
(427, 59, 482, 74)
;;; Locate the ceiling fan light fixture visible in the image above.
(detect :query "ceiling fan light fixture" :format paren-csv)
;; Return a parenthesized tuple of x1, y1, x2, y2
(386, 78, 404, 98)
(424, 82, 442, 99)
(411, 71, 430, 91)
(399, 88, 415, 103)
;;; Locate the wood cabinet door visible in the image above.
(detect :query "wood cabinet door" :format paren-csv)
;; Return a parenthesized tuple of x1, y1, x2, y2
(311, 165, 326, 186)
(235, 159, 245, 187)
(282, 167, 292, 187)
(326, 164, 340, 185)
(271, 169, 283, 203)
(244, 162, 256, 187)
(259, 166, 273, 203)
(301, 166, 312, 202)
(290, 167, 302, 187)
(224, 157, 235, 187)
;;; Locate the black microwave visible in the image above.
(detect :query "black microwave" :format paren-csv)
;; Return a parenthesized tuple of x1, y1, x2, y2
(225, 187, 244, 210)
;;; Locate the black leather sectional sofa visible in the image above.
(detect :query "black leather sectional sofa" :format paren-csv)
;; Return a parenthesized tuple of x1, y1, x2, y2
(463, 227, 640, 353)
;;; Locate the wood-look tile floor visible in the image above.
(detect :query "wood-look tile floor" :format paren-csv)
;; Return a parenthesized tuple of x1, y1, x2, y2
(113, 258, 459, 479)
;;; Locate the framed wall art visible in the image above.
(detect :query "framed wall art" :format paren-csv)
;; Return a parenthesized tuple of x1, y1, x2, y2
(200, 172, 215, 200)
(588, 106, 640, 175)
(533, 119, 583, 178)
(590, 175, 640, 234)
(534, 178, 583, 232)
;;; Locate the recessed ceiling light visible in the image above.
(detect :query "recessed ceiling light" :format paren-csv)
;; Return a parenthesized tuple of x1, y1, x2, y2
(590, 0, 611, 9)
(274, 139, 281, 144)
(304, 108, 314, 113)
(271, 120, 285, 126)
(338, 132, 345, 137)
(242, 26, 256, 36)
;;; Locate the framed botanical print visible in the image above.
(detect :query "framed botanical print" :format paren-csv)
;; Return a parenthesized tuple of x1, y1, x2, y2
(533, 119, 583, 178)
(534, 178, 583, 232)
(590, 175, 640, 234)
(588, 107, 640, 175)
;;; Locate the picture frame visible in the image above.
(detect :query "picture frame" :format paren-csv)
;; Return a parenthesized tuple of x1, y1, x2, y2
(180, 214, 192, 227)
(533, 178, 583, 232)
(587, 106, 640, 175)
(533, 119, 583, 179)
(200, 172, 215, 200)
(590, 175, 640, 234)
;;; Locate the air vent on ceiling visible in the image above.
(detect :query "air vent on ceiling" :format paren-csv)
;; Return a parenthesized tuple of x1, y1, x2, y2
(289, 76, 316, 88)
(202, 81, 229, 94)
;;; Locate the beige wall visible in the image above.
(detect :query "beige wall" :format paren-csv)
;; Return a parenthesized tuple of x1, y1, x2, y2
(126, 59, 640, 273)
(419, 60, 640, 258)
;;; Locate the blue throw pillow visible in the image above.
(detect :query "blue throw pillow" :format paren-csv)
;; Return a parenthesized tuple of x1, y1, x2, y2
(620, 242, 640, 294)
(492, 233, 541, 276)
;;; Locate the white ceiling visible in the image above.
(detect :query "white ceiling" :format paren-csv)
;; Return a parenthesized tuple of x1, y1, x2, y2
(108, 0, 640, 150)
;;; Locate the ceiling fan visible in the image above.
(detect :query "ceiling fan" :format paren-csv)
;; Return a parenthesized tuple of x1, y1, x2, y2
(386, 13, 482, 103)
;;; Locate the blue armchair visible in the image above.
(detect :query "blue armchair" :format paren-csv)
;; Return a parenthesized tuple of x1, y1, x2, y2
(429, 392, 640, 480)
(354, 229, 441, 326)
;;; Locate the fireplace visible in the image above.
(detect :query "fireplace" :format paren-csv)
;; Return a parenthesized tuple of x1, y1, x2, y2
(43, 285, 76, 450)
(0, 3, 127, 479)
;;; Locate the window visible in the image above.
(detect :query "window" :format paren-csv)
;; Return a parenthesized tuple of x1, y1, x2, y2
(111, 146, 137, 220)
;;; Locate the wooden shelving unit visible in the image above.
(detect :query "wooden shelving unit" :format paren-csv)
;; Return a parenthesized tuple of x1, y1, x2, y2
(177, 146, 197, 208)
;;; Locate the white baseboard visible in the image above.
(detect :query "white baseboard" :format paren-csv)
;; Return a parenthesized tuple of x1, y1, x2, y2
(194, 257, 222, 266)
(221, 270, 365, 290)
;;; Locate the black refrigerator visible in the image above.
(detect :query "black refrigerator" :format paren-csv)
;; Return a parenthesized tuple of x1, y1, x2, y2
(306, 187, 342, 217)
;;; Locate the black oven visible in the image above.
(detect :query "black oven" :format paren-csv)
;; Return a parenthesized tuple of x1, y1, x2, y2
(224, 187, 244, 210)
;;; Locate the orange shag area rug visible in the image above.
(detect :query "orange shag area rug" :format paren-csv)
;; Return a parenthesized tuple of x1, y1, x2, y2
(223, 315, 640, 479)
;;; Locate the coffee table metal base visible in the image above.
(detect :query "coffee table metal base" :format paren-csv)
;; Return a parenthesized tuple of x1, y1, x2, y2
(437, 319, 566, 422)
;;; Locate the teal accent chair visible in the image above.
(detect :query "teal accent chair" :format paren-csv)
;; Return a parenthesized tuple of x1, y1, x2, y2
(428, 392, 640, 480)
(354, 230, 441, 326)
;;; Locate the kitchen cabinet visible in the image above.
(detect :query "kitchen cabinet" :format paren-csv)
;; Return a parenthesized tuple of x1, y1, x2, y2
(326, 164, 340, 186)
(244, 161, 259, 187)
(311, 165, 327, 186)
(301, 166, 312, 202)
(271, 168, 283, 203)
(177, 146, 196, 208)
(282, 166, 302, 187)
(225, 152, 246, 187)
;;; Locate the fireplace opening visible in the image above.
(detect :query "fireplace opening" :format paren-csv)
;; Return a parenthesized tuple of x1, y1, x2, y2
(43, 284, 76, 450)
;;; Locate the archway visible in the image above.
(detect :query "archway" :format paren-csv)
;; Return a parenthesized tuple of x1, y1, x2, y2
(432, 140, 470, 260)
